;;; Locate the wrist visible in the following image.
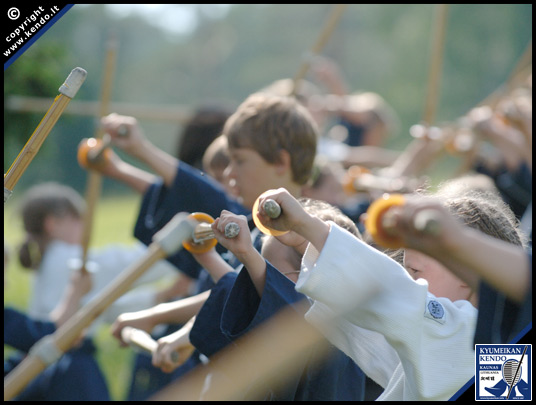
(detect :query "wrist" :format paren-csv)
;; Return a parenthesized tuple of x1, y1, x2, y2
(130, 138, 154, 161)
(235, 247, 263, 267)
(294, 214, 330, 253)
(293, 213, 326, 239)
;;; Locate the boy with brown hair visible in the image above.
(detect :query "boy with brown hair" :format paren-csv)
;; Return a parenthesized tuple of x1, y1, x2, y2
(97, 92, 318, 277)
(92, 92, 323, 399)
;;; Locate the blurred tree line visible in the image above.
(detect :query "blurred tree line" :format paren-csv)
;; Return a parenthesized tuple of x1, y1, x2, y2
(4, 4, 532, 196)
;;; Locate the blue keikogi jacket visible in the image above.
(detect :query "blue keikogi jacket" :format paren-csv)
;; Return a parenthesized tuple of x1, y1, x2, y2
(189, 263, 366, 401)
(4, 307, 110, 401)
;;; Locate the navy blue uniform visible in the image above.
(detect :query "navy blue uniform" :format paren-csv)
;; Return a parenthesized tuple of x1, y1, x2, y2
(333, 116, 368, 147)
(134, 162, 247, 279)
(473, 253, 532, 345)
(126, 322, 206, 401)
(474, 161, 532, 221)
(190, 263, 366, 401)
(127, 162, 249, 400)
(4, 308, 110, 401)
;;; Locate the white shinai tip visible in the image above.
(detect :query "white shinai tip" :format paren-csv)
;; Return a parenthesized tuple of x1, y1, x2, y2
(58, 67, 88, 98)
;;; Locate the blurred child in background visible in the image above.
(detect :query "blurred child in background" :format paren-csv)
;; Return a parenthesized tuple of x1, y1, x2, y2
(4, 240, 109, 400)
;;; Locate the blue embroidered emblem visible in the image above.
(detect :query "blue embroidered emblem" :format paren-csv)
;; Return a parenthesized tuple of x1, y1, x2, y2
(428, 300, 444, 319)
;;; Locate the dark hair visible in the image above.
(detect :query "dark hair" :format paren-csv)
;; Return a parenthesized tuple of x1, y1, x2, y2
(177, 105, 233, 170)
(17, 182, 85, 269)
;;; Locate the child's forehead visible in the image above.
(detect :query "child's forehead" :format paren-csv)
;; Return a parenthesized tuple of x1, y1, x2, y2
(403, 249, 427, 267)
(404, 249, 445, 274)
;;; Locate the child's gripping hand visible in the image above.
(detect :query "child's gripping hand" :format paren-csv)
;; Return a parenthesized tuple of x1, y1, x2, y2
(212, 210, 252, 257)
(77, 137, 124, 176)
(255, 188, 310, 235)
(100, 113, 146, 157)
(68, 267, 93, 299)
(152, 332, 195, 374)
(110, 311, 155, 347)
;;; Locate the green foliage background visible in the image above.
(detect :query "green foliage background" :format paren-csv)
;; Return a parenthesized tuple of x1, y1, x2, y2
(3, 4, 532, 400)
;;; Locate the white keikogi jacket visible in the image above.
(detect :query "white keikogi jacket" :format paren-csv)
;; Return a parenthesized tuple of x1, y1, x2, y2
(295, 222, 477, 401)
(28, 240, 178, 334)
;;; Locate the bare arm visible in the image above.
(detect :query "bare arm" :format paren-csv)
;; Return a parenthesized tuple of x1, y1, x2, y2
(192, 249, 235, 284)
(49, 268, 92, 327)
(255, 189, 331, 255)
(110, 290, 210, 345)
(133, 139, 180, 188)
(106, 154, 157, 194)
(153, 316, 196, 373)
(78, 139, 157, 194)
(212, 211, 267, 297)
(381, 136, 444, 178)
(440, 225, 531, 303)
(132, 290, 209, 326)
(380, 198, 531, 303)
(101, 113, 179, 187)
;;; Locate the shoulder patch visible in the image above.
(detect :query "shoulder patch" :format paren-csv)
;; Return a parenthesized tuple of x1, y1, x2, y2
(424, 298, 446, 324)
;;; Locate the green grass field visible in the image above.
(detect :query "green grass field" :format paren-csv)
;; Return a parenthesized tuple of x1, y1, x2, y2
(4, 194, 144, 400)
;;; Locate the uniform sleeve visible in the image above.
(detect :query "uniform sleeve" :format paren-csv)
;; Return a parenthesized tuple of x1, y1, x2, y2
(219, 262, 366, 402)
(303, 300, 399, 389)
(133, 162, 248, 278)
(4, 307, 56, 353)
(296, 222, 410, 317)
(189, 272, 238, 357)
(474, 252, 532, 344)
(296, 222, 478, 400)
(221, 262, 308, 340)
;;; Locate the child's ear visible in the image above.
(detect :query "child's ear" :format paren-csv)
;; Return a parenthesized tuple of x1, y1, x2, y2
(275, 149, 291, 176)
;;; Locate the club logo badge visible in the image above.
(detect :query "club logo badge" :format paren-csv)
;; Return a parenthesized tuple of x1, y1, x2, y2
(475, 344, 531, 401)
